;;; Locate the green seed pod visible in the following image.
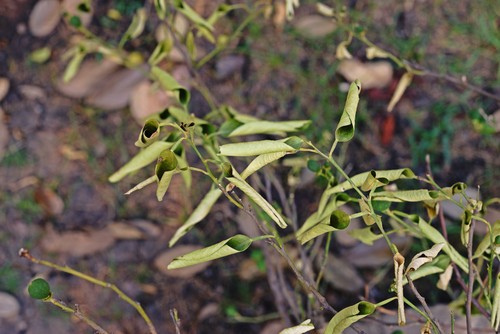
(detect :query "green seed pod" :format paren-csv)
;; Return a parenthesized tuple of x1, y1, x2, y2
(330, 209, 350, 229)
(28, 278, 52, 300)
(222, 162, 233, 177)
(155, 150, 178, 179)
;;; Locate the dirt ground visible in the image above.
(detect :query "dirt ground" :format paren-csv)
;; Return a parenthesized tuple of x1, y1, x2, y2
(0, 1, 499, 334)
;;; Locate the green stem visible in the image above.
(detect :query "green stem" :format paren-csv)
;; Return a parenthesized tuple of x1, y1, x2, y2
(49, 298, 109, 334)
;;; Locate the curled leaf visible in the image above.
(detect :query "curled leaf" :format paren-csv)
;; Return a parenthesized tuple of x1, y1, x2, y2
(407, 243, 444, 273)
(136, 119, 160, 147)
(324, 301, 376, 334)
(150, 66, 190, 106)
(219, 138, 299, 157)
(335, 80, 361, 142)
(387, 72, 413, 112)
(394, 252, 406, 326)
(168, 234, 253, 269)
(155, 150, 179, 201)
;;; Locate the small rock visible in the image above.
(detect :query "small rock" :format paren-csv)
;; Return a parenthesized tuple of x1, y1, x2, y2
(337, 59, 393, 90)
(0, 292, 20, 320)
(293, 15, 337, 38)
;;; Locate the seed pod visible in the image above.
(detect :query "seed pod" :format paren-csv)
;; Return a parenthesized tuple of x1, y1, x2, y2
(28, 278, 52, 300)
(155, 150, 178, 179)
(330, 209, 350, 229)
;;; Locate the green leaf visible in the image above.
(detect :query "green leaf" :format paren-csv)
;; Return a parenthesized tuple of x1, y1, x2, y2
(169, 186, 222, 247)
(167, 234, 253, 269)
(28, 278, 52, 300)
(186, 31, 197, 59)
(372, 189, 440, 202)
(125, 175, 156, 195)
(297, 220, 336, 244)
(360, 170, 388, 192)
(474, 222, 500, 259)
(155, 150, 179, 201)
(335, 80, 361, 142)
(150, 66, 190, 106)
(154, 0, 167, 20)
(109, 141, 174, 182)
(135, 119, 161, 147)
(418, 218, 468, 273)
(219, 138, 299, 157)
(63, 49, 86, 82)
(148, 39, 173, 66)
(324, 301, 376, 334)
(348, 226, 384, 245)
(279, 319, 314, 334)
(240, 152, 289, 180)
(227, 169, 287, 228)
(403, 254, 450, 284)
(29, 47, 52, 64)
(226, 120, 311, 137)
(119, 8, 147, 47)
(387, 72, 413, 112)
(172, 0, 213, 31)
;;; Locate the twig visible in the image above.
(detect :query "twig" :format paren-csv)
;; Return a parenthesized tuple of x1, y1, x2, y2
(19, 248, 158, 334)
(50, 299, 108, 334)
(170, 308, 182, 334)
(466, 219, 476, 334)
(406, 275, 445, 334)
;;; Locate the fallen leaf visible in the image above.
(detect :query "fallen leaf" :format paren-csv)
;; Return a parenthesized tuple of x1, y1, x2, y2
(320, 255, 364, 293)
(129, 80, 171, 123)
(261, 321, 285, 334)
(0, 108, 8, 159)
(0, 292, 20, 320)
(59, 144, 87, 161)
(154, 245, 210, 278)
(293, 15, 336, 38)
(34, 185, 64, 217)
(215, 55, 245, 80)
(19, 85, 46, 100)
(29, 0, 62, 37)
(56, 59, 120, 98)
(0, 77, 10, 102)
(337, 59, 393, 90)
(106, 222, 144, 240)
(197, 303, 219, 321)
(85, 66, 148, 110)
(61, 0, 93, 27)
(129, 219, 161, 238)
(40, 226, 116, 257)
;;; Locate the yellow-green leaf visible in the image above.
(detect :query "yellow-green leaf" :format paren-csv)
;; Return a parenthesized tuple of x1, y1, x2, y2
(172, 0, 213, 31)
(169, 186, 222, 247)
(119, 8, 146, 48)
(387, 72, 413, 112)
(324, 301, 376, 334)
(125, 175, 156, 195)
(240, 152, 289, 180)
(150, 66, 190, 106)
(219, 138, 299, 157)
(335, 80, 361, 142)
(168, 234, 253, 269)
(226, 120, 311, 137)
(279, 319, 314, 334)
(135, 119, 161, 147)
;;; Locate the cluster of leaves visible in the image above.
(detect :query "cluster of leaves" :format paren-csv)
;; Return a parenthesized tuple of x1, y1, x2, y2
(23, 1, 499, 334)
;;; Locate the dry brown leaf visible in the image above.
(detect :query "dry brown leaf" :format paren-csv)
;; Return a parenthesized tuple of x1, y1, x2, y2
(129, 80, 171, 123)
(85, 66, 148, 110)
(0, 77, 10, 102)
(56, 59, 120, 98)
(337, 59, 393, 89)
(128, 219, 161, 237)
(197, 303, 219, 321)
(260, 321, 285, 334)
(29, 0, 62, 37)
(293, 15, 336, 38)
(34, 185, 64, 217)
(273, 1, 286, 31)
(0, 108, 8, 159)
(59, 144, 87, 161)
(154, 245, 210, 278)
(0, 292, 20, 320)
(106, 222, 145, 240)
(61, 0, 93, 27)
(40, 226, 116, 257)
(19, 85, 46, 100)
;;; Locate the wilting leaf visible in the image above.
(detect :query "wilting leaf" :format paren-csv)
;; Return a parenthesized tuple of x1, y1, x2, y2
(387, 72, 413, 112)
(109, 141, 174, 182)
(372, 189, 440, 202)
(336, 41, 352, 60)
(348, 226, 384, 245)
(219, 137, 300, 157)
(360, 170, 389, 192)
(324, 301, 376, 334)
(335, 80, 361, 142)
(394, 253, 406, 326)
(279, 319, 314, 334)
(154, 0, 167, 20)
(155, 150, 179, 201)
(226, 120, 311, 137)
(407, 243, 445, 272)
(491, 274, 500, 331)
(168, 234, 253, 269)
(365, 46, 390, 59)
(63, 49, 86, 82)
(150, 66, 190, 106)
(227, 170, 287, 228)
(169, 186, 222, 247)
(172, 0, 213, 31)
(136, 119, 160, 147)
(240, 152, 289, 180)
(119, 8, 146, 47)
(337, 59, 393, 90)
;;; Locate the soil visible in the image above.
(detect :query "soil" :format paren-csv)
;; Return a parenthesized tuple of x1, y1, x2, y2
(0, 1, 498, 334)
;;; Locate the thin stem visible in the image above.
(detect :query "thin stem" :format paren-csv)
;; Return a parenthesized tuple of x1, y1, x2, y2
(315, 232, 332, 287)
(406, 275, 444, 334)
(328, 138, 339, 159)
(19, 249, 157, 334)
(466, 219, 475, 334)
(49, 298, 109, 334)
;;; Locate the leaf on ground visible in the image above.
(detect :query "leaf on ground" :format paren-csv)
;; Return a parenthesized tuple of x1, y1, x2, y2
(56, 59, 119, 98)
(40, 226, 116, 257)
(0, 77, 9, 102)
(128, 219, 161, 238)
(19, 85, 46, 100)
(0, 292, 20, 320)
(320, 255, 364, 293)
(130, 80, 171, 123)
(293, 15, 336, 38)
(106, 222, 145, 240)
(29, 0, 62, 37)
(154, 245, 209, 278)
(86, 66, 148, 110)
(0, 108, 8, 159)
(34, 185, 64, 216)
(337, 59, 393, 90)
(387, 72, 413, 112)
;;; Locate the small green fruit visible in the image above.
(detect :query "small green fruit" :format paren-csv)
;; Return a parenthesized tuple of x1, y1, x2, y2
(330, 209, 350, 229)
(28, 278, 52, 300)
